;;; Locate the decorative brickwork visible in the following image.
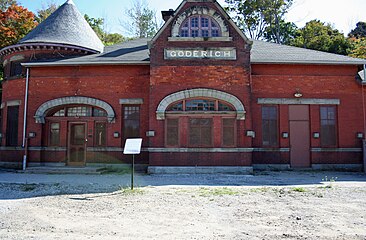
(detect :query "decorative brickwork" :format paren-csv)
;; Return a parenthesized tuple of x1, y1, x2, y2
(34, 96, 115, 123)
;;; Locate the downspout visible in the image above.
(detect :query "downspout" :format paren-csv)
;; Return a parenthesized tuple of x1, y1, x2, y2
(22, 67, 30, 171)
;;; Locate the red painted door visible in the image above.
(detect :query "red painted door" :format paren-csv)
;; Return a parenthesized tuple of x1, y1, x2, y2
(289, 105, 310, 168)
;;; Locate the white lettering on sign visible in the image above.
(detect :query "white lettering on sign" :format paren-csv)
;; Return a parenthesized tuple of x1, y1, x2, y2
(164, 48, 237, 60)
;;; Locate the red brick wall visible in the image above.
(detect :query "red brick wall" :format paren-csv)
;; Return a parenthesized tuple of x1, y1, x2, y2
(251, 64, 364, 165)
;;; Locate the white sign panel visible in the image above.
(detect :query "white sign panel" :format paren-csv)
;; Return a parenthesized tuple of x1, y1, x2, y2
(123, 138, 143, 155)
(164, 48, 237, 60)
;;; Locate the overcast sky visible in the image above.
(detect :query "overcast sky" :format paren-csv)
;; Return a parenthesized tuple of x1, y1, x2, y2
(19, 0, 366, 36)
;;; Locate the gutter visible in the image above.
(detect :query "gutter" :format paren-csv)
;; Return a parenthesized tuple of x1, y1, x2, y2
(22, 68, 30, 171)
(21, 61, 150, 67)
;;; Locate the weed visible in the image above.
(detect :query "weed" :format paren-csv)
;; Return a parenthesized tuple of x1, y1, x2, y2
(101, 166, 131, 175)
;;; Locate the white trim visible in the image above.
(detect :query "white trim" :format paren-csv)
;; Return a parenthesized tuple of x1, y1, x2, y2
(6, 100, 21, 106)
(146, 148, 253, 152)
(119, 98, 144, 105)
(258, 98, 340, 105)
(311, 148, 362, 152)
(34, 96, 115, 124)
(156, 88, 246, 120)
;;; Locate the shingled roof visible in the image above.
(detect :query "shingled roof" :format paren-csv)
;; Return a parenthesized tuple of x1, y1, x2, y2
(19, 0, 104, 53)
(22, 38, 366, 67)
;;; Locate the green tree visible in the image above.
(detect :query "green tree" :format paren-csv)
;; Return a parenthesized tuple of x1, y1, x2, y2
(290, 20, 350, 55)
(225, 0, 293, 42)
(348, 37, 366, 59)
(0, 0, 16, 11)
(35, 3, 57, 23)
(84, 14, 125, 45)
(122, 0, 158, 38)
(264, 19, 297, 44)
(349, 22, 366, 38)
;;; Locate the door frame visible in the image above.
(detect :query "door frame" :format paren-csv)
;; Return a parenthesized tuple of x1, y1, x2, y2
(67, 122, 87, 167)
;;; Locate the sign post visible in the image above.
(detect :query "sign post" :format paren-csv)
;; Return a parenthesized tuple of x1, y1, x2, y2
(123, 138, 142, 190)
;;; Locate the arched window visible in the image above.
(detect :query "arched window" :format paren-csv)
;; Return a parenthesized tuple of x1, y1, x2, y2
(167, 99, 234, 112)
(49, 105, 107, 117)
(179, 15, 221, 37)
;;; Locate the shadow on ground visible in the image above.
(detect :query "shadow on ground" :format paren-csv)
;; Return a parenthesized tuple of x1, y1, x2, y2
(0, 170, 365, 200)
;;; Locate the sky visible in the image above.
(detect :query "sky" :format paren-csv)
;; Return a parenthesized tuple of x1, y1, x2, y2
(18, 0, 366, 36)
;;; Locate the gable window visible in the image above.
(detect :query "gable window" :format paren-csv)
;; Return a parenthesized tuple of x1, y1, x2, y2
(180, 15, 221, 38)
(262, 106, 278, 146)
(320, 106, 337, 146)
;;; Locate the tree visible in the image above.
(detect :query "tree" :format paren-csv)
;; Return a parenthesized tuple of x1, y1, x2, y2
(290, 20, 350, 55)
(224, 0, 293, 42)
(349, 22, 366, 38)
(264, 19, 297, 44)
(35, 3, 57, 23)
(122, 0, 159, 38)
(0, 0, 16, 11)
(84, 14, 125, 46)
(348, 37, 366, 59)
(0, 4, 38, 49)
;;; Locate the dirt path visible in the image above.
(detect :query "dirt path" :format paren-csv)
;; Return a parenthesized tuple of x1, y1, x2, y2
(0, 172, 365, 239)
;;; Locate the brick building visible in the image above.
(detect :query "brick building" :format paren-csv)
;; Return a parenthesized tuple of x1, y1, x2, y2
(1, 0, 365, 173)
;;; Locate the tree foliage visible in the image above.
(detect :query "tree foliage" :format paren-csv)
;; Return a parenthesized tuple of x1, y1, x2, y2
(290, 20, 350, 55)
(84, 14, 125, 46)
(0, 4, 37, 49)
(348, 37, 366, 59)
(0, 0, 16, 12)
(122, 0, 159, 38)
(35, 3, 57, 23)
(225, 0, 293, 43)
(349, 22, 366, 39)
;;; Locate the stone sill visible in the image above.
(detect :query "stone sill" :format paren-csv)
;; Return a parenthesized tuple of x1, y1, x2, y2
(168, 37, 232, 42)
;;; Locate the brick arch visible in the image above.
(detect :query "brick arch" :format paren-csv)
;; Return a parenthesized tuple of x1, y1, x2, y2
(171, 6, 229, 37)
(156, 88, 246, 120)
(34, 96, 115, 123)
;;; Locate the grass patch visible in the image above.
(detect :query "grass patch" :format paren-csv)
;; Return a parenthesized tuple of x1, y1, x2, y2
(198, 187, 240, 197)
(20, 183, 37, 192)
(118, 186, 145, 195)
(291, 187, 307, 193)
(249, 187, 271, 193)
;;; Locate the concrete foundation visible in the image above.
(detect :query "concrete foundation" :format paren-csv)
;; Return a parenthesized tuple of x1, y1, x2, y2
(147, 166, 253, 175)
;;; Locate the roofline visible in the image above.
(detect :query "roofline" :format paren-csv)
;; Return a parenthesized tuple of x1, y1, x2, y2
(21, 61, 150, 67)
(0, 42, 100, 57)
(251, 61, 366, 65)
(150, 0, 252, 46)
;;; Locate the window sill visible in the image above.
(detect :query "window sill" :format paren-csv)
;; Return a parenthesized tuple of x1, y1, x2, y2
(168, 37, 232, 42)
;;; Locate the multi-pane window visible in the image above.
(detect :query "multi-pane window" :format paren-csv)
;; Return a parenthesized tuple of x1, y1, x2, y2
(123, 106, 140, 140)
(262, 106, 278, 146)
(10, 61, 22, 77)
(166, 118, 179, 146)
(49, 122, 60, 146)
(6, 106, 19, 146)
(189, 118, 212, 147)
(0, 109, 2, 146)
(180, 15, 221, 37)
(167, 99, 234, 112)
(51, 106, 107, 117)
(95, 122, 106, 146)
(222, 118, 235, 146)
(320, 106, 337, 146)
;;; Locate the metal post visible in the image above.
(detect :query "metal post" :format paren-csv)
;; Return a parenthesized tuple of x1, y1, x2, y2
(131, 154, 135, 190)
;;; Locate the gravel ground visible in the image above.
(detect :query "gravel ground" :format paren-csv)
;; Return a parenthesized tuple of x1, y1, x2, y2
(0, 171, 365, 240)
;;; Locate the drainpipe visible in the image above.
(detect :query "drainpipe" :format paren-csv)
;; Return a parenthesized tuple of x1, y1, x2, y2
(22, 67, 30, 171)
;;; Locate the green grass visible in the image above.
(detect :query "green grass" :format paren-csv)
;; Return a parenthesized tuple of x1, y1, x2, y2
(101, 166, 131, 175)
(249, 187, 271, 193)
(198, 187, 240, 197)
(291, 187, 307, 193)
(118, 186, 145, 195)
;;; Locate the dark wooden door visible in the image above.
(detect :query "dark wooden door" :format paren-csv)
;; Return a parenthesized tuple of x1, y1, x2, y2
(289, 105, 310, 168)
(68, 123, 86, 166)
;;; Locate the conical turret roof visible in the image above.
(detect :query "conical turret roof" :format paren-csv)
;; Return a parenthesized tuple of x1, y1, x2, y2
(19, 0, 104, 53)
